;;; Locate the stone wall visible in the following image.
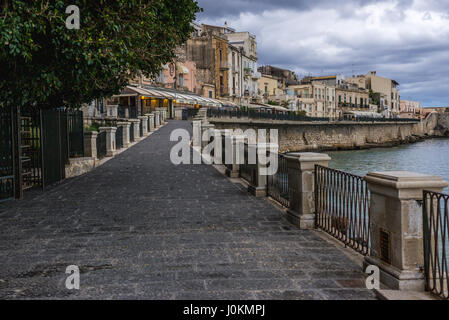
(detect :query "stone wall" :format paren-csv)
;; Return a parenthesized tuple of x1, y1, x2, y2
(65, 157, 96, 179)
(210, 113, 449, 153)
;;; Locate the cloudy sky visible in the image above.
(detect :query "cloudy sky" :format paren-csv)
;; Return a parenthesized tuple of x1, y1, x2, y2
(196, 0, 449, 107)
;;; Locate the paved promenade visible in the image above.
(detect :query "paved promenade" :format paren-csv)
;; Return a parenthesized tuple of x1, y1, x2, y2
(0, 121, 376, 300)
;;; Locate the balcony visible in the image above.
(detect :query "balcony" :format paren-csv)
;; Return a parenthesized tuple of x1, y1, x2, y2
(220, 62, 230, 71)
(252, 71, 261, 80)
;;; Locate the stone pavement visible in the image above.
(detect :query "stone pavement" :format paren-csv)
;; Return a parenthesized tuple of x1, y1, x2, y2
(0, 120, 376, 300)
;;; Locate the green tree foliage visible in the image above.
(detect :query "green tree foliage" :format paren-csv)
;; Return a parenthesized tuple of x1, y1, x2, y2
(0, 0, 200, 109)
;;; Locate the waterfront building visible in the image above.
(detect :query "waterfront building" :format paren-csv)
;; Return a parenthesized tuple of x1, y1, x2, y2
(288, 83, 336, 118)
(300, 74, 345, 87)
(346, 71, 400, 117)
(335, 83, 372, 118)
(400, 100, 422, 119)
(226, 30, 260, 105)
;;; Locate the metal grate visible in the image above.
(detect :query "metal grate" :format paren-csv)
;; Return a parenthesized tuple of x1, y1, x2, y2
(0, 107, 15, 202)
(115, 126, 123, 150)
(239, 144, 256, 185)
(96, 131, 107, 159)
(129, 122, 135, 142)
(423, 190, 449, 300)
(380, 229, 391, 264)
(267, 153, 289, 207)
(68, 110, 84, 158)
(315, 165, 371, 255)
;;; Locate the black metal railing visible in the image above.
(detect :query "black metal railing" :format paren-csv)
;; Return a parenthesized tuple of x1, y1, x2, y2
(96, 131, 107, 159)
(115, 126, 123, 150)
(68, 110, 84, 158)
(267, 153, 289, 207)
(0, 107, 15, 202)
(423, 190, 449, 300)
(182, 108, 199, 120)
(129, 122, 135, 142)
(315, 165, 371, 255)
(207, 108, 330, 122)
(239, 144, 257, 184)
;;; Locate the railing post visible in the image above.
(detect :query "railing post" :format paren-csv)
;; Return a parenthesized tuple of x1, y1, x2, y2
(138, 116, 149, 136)
(84, 131, 98, 160)
(226, 133, 242, 178)
(364, 171, 448, 290)
(129, 119, 140, 140)
(147, 113, 155, 132)
(154, 111, 161, 127)
(99, 127, 117, 157)
(284, 153, 331, 229)
(117, 122, 130, 148)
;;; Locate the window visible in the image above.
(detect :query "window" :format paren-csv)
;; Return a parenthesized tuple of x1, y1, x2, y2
(209, 91, 213, 98)
(178, 74, 184, 86)
(339, 95, 341, 103)
(360, 97, 363, 105)
(265, 86, 268, 93)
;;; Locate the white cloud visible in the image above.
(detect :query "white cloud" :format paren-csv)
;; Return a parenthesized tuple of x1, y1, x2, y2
(199, 0, 449, 106)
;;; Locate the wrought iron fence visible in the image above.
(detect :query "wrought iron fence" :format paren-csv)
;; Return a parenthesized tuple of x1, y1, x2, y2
(68, 110, 84, 158)
(315, 165, 371, 255)
(207, 108, 420, 123)
(423, 190, 449, 300)
(96, 131, 107, 159)
(238, 144, 257, 185)
(267, 153, 289, 207)
(0, 107, 15, 202)
(129, 122, 135, 142)
(182, 108, 199, 120)
(207, 108, 330, 122)
(115, 126, 123, 150)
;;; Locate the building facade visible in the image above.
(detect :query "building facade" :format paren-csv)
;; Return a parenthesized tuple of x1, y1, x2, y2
(346, 71, 400, 117)
(399, 100, 421, 118)
(288, 83, 336, 118)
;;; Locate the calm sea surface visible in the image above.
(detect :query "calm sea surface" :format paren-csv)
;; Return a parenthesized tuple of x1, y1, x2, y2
(327, 138, 449, 193)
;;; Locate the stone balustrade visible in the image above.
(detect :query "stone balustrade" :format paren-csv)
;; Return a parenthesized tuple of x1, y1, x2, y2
(99, 127, 117, 157)
(84, 131, 98, 160)
(117, 122, 131, 148)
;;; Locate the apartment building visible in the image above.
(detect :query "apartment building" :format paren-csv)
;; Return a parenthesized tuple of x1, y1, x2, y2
(346, 71, 400, 117)
(288, 83, 336, 118)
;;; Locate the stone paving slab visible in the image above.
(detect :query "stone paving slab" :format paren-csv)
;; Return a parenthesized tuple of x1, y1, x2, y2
(0, 120, 376, 300)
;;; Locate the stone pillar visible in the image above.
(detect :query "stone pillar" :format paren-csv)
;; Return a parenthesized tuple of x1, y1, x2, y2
(99, 127, 117, 157)
(147, 113, 155, 132)
(84, 131, 98, 160)
(163, 110, 168, 123)
(154, 111, 161, 127)
(117, 122, 130, 148)
(226, 134, 242, 178)
(247, 143, 267, 198)
(129, 119, 140, 140)
(138, 116, 149, 136)
(364, 171, 448, 291)
(105, 105, 118, 118)
(285, 153, 331, 229)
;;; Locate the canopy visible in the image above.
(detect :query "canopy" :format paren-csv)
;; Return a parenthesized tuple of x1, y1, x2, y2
(117, 85, 223, 108)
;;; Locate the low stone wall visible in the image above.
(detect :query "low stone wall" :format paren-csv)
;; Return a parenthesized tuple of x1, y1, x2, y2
(210, 113, 448, 153)
(65, 157, 96, 179)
